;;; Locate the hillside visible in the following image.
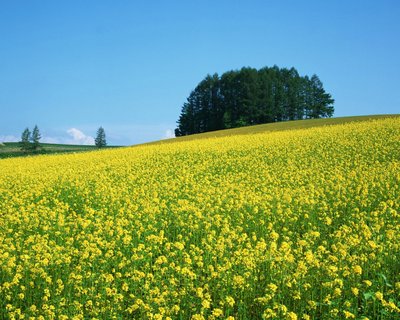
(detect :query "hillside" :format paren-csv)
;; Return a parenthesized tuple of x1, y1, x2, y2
(1, 116, 398, 157)
(0, 116, 399, 319)
(148, 114, 399, 146)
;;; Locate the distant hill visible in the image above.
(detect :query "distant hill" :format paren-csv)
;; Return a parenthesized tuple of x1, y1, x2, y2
(0, 142, 119, 159)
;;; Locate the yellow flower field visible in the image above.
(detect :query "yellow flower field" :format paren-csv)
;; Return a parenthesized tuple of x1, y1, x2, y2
(0, 118, 399, 319)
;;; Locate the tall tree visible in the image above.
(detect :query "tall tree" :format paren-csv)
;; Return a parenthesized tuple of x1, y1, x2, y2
(286, 67, 302, 120)
(175, 99, 195, 137)
(31, 125, 41, 150)
(271, 66, 285, 122)
(175, 74, 223, 136)
(308, 75, 335, 118)
(199, 73, 223, 132)
(95, 127, 107, 148)
(219, 70, 238, 129)
(257, 67, 275, 123)
(20, 128, 31, 152)
(238, 67, 259, 126)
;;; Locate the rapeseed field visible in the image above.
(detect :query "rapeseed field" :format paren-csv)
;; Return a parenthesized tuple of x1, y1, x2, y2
(0, 118, 399, 319)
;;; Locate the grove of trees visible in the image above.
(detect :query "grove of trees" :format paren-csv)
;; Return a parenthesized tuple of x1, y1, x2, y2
(175, 66, 335, 136)
(20, 125, 41, 152)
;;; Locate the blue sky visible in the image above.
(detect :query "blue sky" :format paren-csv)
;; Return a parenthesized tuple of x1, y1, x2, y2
(1, 1, 399, 145)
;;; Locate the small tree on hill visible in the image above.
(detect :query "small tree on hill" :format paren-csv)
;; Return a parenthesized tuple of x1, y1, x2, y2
(31, 125, 41, 150)
(20, 128, 32, 152)
(95, 126, 107, 148)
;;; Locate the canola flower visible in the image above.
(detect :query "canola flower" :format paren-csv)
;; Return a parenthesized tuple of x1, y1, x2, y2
(0, 118, 399, 319)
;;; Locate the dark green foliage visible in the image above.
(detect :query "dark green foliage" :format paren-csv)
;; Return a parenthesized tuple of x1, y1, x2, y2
(31, 125, 41, 150)
(20, 125, 42, 152)
(95, 127, 107, 148)
(20, 128, 32, 152)
(175, 66, 335, 136)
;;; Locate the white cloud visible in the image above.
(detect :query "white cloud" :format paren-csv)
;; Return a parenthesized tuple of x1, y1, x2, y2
(1, 124, 176, 147)
(66, 128, 95, 145)
(1, 129, 95, 146)
(163, 129, 175, 140)
(41, 136, 61, 144)
(40, 128, 94, 145)
(0, 135, 19, 143)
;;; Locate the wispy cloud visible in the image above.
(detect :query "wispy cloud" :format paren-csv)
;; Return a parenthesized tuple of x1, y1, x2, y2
(41, 136, 61, 144)
(66, 128, 94, 145)
(0, 135, 19, 143)
(163, 129, 175, 140)
(1, 124, 176, 146)
(89, 123, 176, 145)
(40, 128, 94, 145)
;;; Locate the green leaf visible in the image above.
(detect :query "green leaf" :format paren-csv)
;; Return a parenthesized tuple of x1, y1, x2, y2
(363, 292, 374, 300)
(378, 273, 392, 287)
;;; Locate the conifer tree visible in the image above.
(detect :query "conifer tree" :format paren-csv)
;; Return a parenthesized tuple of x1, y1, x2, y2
(95, 127, 107, 148)
(31, 125, 41, 150)
(20, 128, 31, 152)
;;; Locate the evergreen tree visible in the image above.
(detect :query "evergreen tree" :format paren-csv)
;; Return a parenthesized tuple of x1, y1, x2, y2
(31, 125, 41, 150)
(257, 67, 275, 123)
(175, 100, 195, 136)
(20, 128, 31, 152)
(271, 66, 285, 122)
(219, 70, 238, 128)
(198, 73, 222, 132)
(95, 127, 107, 148)
(237, 67, 259, 125)
(308, 75, 335, 118)
(286, 68, 302, 120)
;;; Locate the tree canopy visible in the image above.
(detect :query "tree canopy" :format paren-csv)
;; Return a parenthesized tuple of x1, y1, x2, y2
(175, 66, 334, 136)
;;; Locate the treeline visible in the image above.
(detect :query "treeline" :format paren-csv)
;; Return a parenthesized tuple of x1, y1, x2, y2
(175, 66, 334, 136)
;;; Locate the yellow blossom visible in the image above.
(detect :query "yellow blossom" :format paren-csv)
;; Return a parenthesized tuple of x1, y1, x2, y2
(353, 265, 362, 275)
(351, 287, 359, 296)
(0, 117, 399, 319)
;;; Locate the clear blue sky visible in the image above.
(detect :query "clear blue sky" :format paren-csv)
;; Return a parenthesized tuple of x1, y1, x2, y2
(1, 1, 399, 145)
